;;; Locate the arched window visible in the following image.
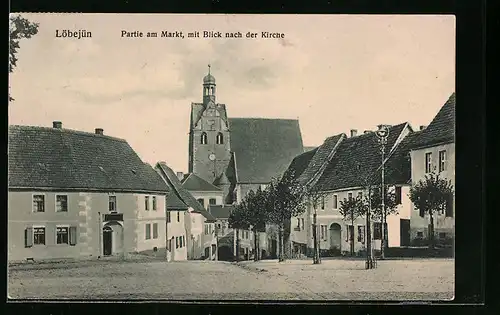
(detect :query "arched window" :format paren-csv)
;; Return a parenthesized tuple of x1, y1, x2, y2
(216, 132, 224, 144)
(210, 87, 214, 95)
(201, 132, 207, 144)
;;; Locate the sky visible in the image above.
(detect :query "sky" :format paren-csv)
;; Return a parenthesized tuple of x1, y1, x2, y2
(9, 14, 455, 173)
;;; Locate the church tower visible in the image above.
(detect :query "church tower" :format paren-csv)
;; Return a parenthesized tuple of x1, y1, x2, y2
(188, 66, 232, 187)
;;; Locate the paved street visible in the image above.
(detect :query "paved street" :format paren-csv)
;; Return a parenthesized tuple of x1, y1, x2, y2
(8, 257, 454, 301)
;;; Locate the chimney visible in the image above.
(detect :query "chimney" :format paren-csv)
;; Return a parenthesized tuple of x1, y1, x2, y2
(364, 130, 371, 134)
(419, 125, 427, 131)
(176, 172, 184, 181)
(53, 121, 62, 129)
(350, 129, 358, 137)
(95, 128, 104, 135)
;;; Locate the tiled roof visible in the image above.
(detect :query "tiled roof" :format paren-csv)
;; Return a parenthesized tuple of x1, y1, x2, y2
(8, 125, 169, 193)
(297, 134, 345, 186)
(286, 148, 318, 181)
(228, 118, 305, 183)
(411, 93, 455, 149)
(315, 123, 410, 191)
(166, 192, 189, 210)
(208, 205, 234, 219)
(181, 173, 222, 192)
(382, 130, 422, 185)
(156, 162, 216, 222)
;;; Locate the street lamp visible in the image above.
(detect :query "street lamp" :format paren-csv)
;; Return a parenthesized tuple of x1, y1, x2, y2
(375, 124, 389, 260)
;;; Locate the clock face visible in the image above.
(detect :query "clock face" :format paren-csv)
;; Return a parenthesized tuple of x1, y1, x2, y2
(209, 153, 216, 161)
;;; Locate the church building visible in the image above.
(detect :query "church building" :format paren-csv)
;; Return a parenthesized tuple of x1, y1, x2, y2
(187, 67, 306, 258)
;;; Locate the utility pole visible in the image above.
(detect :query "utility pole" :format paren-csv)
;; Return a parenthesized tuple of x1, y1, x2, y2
(376, 125, 389, 260)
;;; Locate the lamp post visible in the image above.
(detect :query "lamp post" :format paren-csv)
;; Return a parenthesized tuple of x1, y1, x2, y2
(375, 125, 389, 260)
(215, 224, 219, 261)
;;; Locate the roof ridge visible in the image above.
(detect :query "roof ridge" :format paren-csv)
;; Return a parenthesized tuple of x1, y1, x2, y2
(8, 125, 127, 142)
(229, 117, 299, 122)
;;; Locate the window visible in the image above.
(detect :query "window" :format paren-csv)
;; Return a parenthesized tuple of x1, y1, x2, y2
(321, 196, 325, 210)
(416, 231, 424, 238)
(320, 225, 327, 240)
(357, 192, 363, 200)
(56, 195, 68, 212)
(153, 223, 158, 239)
(179, 236, 183, 248)
(373, 223, 382, 240)
(109, 196, 117, 212)
(33, 195, 45, 212)
(201, 132, 208, 144)
(395, 186, 402, 205)
(425, 152, 432, 173)
(145, 224, 151, 240)
(166, 211, 171, 223)
(34, 227, 46, 245)
(333, 195, 338, 209)
(296, 218, 301, 230)
(209, 198, 216, 205)
(182, 236, 185, 247)
(357, 226, 365, 243)
(346, 225, 354, 241)
(439, 150, 447, 172)
(348, 193, 353, 201)
(216, 132, 224, 144)
(176, 236, 179, 249)
(69, 226, 77, 246)
(197, 198, 205, 208)
(205, 224, 208, 235)
(177, 211, 180, 222)
(439, 232, 447, 239)
(56, 227, 69, 244)
(152, 196, 157, 211)
(301, 218, 305, 230)
(145, 196, 150, 211)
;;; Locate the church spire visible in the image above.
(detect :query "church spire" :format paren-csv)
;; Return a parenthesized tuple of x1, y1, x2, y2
(203, 65, 216, 105)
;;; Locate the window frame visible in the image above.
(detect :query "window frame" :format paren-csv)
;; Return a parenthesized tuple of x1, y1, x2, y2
(145, 223, 151, 240)
(201, 132, 208, 145)
(209, 198, 216, 205)
(333, 194, 338, 209)
(153, 223, 158, 239)
(357, 225, 365, 243)
(177, 211, 180, 222)
(166, 211, 171, 223)
(425, 152, 433, 173)
(32, 194, 46, 213)
(395, 186, 402, 205)
(152, 196, 157, 211)
(216, 132, 224, 144)
(438, 150, 447, 172)
(145, 196, 150, 211)
(32, 225, 46, 246)
(321, 196, 325, 210)
(109, 195, 117, 213)
(56, 225, 70, 245)
(55, 194, 68, 212)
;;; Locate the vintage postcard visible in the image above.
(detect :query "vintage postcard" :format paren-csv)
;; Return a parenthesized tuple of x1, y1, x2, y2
(8, 13, 455, 301)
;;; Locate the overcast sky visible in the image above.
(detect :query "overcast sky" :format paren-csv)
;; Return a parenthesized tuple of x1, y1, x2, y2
(9, 14, 455, 173)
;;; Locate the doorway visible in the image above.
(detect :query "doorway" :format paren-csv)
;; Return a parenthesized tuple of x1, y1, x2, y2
(400, 219, 411, 246)
(329, 223, 342, 254)
(103, 226, 113, 256)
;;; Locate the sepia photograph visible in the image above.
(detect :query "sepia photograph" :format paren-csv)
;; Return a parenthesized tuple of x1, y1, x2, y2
(8, 13, 455, 301)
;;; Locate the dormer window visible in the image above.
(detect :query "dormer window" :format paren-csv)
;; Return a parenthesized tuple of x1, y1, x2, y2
(216, 132, 224, 144)
(201, 132, 208, 144)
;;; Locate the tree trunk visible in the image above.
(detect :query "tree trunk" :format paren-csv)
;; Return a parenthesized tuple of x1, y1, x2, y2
(312, 212, 320, 264)
(253, 229, 258, 261)
(278, 225, 285, 262)
(365, 203, 374, 269)
(235, 229, 240, 262)
(350, 217, 355, 256)
(429, 213, 435, 249)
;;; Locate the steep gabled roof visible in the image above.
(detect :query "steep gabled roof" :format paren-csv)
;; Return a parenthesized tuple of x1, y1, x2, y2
(190, 102, 228, 129)
(228, 118, 305, 183)
(411, 93, 455, 149)
(383, 130, 422, 185)
(286, 148, 318, 181)
(208, 205, 234, 219)
(156, 162, 216, 221)
(166, 192, 189, 210)
(315, 123, 409, 191)
(8, 125, 168, 193)
(181, 173, 222, 192)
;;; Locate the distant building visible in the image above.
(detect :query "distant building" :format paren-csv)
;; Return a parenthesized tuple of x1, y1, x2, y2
(286, 122, 417, 257)
(165, 189, 189, 261)
(408, 93, 455, 243)
(8, 122, 169, 262)
(155, 163, 217, 260)
(187, 68, 305, 258)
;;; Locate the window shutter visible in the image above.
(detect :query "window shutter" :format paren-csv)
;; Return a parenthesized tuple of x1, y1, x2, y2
(446, 194, 454, 217)
(25, 227, 33, 248)
(69, 226, 77, 246)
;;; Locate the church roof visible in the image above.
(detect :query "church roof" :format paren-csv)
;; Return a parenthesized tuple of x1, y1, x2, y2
(181, 173, 222, 192)
(410, 93, 455, 150)
(228, 118, 305, 183)
(314, 123, 410, 191)
(155, 162, 216, 221)
(203, 74, 216, 84)
(8, 124, 169, 194)
(190, 102, 228, 129)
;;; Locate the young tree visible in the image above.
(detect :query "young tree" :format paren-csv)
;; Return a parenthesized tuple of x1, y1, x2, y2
(9, 14, 39, 101)
(228, 201, 250, 262)
(370, 184, 398, 258)
(339, 196, 364, 256)
(244, 188, 268, 261)
(266, 170, 307, 262)
(305, 185, 328, 264)
(408, 172, 454, 249)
